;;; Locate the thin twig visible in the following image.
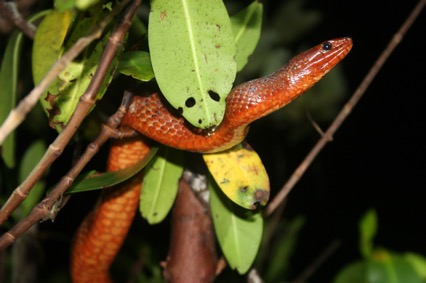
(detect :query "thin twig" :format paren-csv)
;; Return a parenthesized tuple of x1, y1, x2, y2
(0, 92, 136, 249)
(0, 0, 36, 38)
(0, 0, 141, 225)
(265, 0, 426, 217)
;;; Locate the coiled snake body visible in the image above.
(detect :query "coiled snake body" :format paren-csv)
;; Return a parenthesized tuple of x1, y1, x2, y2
(71, 38, 353, 282)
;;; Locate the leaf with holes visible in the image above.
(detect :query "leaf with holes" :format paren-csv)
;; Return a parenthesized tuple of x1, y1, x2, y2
(209, 178, 263, 274)
(148, 0, 236, 129)
(140, 146, 184, 224)
(203, 142, 269, 209)
(231, 1, 263, 72)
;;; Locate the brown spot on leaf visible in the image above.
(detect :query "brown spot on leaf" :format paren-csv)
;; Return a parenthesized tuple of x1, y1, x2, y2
(44, 92, 63, 129)
(160, 10, 167, 21)
(254, 189, 270, 205)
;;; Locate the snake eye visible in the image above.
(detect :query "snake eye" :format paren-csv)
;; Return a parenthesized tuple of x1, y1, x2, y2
(322, 41, 332, 51)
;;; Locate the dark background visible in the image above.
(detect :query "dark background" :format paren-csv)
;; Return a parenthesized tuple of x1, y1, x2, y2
(1, 0, 425, 282)
(245, 0, 426, 281)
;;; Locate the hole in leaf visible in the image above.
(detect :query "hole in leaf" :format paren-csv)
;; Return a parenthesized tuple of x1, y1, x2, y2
(177, 107, 183, 115)
(185, 97, 196, 108)
(198, 119, 202, 124)
(208, 90, 220, 102)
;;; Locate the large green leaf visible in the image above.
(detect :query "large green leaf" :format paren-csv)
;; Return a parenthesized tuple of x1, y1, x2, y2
(231, 1, 263, 72)
(209, 178, 263, 274)
(148, 0, 236, 129)
(140, 146, 184, 224)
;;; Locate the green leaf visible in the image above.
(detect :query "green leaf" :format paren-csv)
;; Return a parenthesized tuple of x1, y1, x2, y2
(32, 10, 75, 85)
(118, 51, 155, 82)
(359, 209, 378, 258)
(367, 251, 422, 283)
(0, 11, 48, 166)
(75, 0, 99, 10)
(209, 177, 263, 274)
(15, 141, 47, 219)
(67, 147, 158, 193)
(231, 1, 263, 72)
(333, 261, 367, 283)
(140, 146, 184, 224)
(54, 0, 77, 11)
(148, 0, 236, 129)
(263, 217, 305, 282)
(404, 253, 426, 279)
(0, 31, 22, 167)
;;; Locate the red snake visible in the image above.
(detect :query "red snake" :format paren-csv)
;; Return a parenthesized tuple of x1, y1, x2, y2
(70, 38, 352, 282)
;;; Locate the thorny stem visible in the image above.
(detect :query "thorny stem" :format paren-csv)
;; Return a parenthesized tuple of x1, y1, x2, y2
(0, 0, 36, 38)
(0, 92, 135, 249)
(265, 0, 426, 217)
(0, 0, 141, 225)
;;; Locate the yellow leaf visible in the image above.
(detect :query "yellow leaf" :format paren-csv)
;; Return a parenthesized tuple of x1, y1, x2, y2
(203, 142, 269, 209)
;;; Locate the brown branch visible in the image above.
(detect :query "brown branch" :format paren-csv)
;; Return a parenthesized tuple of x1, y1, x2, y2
(162, 178, 218, 282)
(265, 0, 426, 217)
(0, 0, 141, 225)
(0, 92, 136, 249)
(0, 0, 36, 38)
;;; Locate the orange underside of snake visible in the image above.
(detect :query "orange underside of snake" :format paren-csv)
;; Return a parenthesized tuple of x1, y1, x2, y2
(70, 38, 352, 283)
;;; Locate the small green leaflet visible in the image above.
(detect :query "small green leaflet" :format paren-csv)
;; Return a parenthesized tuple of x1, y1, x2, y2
(67, 147, 158, 194)
(118, 51, 155, 82)
(148, 0, 237, 129)
(140, 146, 184, 224)
(209, 177, 263, 274)
(359, 209, 378, 259)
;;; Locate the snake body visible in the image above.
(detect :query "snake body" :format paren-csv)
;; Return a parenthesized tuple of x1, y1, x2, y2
(71, 38, 352, 282)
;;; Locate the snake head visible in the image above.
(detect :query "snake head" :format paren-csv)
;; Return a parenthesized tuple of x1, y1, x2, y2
(284, 37, 353, 92)
(225, 37, 353, 128)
